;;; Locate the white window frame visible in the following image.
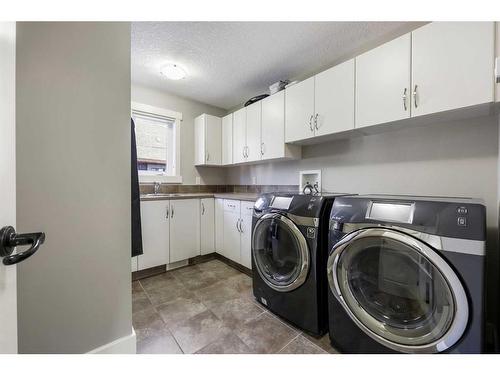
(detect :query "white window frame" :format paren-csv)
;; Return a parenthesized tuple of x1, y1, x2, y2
(132, 101, 183, 184)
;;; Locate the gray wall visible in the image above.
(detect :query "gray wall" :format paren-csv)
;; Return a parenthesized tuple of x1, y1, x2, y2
(227, 115, 500, 329)
(16, 22, 132, 353)
(131, 84, 227, 185)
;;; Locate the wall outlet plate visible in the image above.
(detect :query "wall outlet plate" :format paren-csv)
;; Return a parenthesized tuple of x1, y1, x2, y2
(195, 176, 201, 185)
(252, 176, 257, 185)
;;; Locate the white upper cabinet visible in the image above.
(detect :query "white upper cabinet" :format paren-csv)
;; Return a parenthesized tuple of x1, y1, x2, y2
(169, 199, 200, 263)
(232, 107, 247, 164)
(285, 76, 315, 142)
(221, 113, 233, 165)
(411, 22, 495, 117)
(314, 59, 355, 136)
(200, 198, 215, 255)
(194, 114, 222, 166)
(356, 33, 411, 128)
(261, 91, 285, 160)
(245, 101, 262, 162)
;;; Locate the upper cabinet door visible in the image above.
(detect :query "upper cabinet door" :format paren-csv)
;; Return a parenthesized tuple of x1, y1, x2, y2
(314, 59, 355, 136)
(412, 22, 495, 117)
(356, 33, 411, 128)
(245, 101, 262, 162)
(261, 91, 285, 160)
(285, 76, 315, 142)
(222, 114, 233, 165)
(204, 115, 221, 165)
(194, 115, 205, 166)
(232, 107, 247, 164)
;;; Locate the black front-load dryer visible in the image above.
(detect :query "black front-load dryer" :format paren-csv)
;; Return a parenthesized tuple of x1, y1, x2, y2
(251, 192, 350, 336)
(327, 195, 486, 353)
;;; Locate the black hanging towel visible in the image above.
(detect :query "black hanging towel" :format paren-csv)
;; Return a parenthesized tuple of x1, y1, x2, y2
(131, 118, 143, 257)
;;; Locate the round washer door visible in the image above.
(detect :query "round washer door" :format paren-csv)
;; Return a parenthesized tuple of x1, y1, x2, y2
(252, 213, 309, 292)
(327, 227, 468, 353)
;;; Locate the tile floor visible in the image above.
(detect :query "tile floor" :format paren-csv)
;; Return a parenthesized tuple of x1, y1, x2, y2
(132, 259, 338, 354)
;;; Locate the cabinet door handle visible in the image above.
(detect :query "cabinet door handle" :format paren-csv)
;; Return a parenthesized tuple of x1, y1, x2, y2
(236, 218, 240, 232)
(201, 202, 205, 215)
(171, 205, 174, 219)
(206, 151, 210, 162)
(403, 88, 408, 111)
(166, 206, 169, 219)
(260, 142, 265, 156)
(239, 219, 243, 233)
(309, 115, 314, 131)
(314, 113, 319, 130)
(242, 147, 246, 158)
(413, 85, 418, 108)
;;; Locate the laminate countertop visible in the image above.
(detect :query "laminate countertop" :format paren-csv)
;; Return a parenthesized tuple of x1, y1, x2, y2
(140, 192, 258, 202)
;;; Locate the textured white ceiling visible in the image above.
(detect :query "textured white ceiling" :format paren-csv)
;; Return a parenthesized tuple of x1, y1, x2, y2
(132, 22, 425, 110)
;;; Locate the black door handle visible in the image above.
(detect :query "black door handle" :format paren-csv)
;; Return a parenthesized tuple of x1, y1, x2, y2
(0, 226, 45, 265)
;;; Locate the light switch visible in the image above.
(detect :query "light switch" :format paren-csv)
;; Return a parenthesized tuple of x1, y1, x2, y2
(252, 176, 257, 185)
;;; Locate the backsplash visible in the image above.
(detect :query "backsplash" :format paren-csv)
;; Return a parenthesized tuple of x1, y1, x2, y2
(139, 184, 299, 195)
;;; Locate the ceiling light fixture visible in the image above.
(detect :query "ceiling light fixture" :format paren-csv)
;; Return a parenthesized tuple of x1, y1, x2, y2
(160, 63, 187, 80)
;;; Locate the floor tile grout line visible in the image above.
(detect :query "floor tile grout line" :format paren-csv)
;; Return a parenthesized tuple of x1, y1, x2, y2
(136, 279, 185, 354)
(297, 333, 330, 354)
(276, 332, 302, 354)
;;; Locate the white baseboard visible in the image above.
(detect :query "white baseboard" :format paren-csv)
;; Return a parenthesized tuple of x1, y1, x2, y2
(88, 328, 136, 354)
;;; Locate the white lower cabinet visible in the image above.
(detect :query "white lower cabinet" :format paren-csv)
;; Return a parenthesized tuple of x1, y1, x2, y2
(137, 197, 254, 272)
(139, 200, 170, 271)
(239, 202, 254, 269)
(221, 199, 254, 269)
(138, 199, 201, 271)
(222, 200, 242, 263)
(215, 198, 224, 252)
(169, 199, 200, 263)
(200, 198, 215, 255)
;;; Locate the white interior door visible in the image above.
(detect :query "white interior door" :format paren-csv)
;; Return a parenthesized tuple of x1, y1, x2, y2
(0, 21, 17, 354)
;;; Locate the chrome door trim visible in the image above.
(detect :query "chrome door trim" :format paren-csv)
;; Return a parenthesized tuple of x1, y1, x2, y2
(338, 222, 485, 256)
(252, 213, 310, 292)
(327, 227, 469, 354)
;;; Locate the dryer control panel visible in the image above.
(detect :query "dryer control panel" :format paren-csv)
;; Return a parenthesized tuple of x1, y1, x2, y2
(330, 195, 486, 241)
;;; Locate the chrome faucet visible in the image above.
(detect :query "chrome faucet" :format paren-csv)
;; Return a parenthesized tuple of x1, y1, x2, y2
(153, 182, 161, 195)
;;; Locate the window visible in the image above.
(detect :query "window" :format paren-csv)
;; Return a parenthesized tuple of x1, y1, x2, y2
(131, 102, 182, 183)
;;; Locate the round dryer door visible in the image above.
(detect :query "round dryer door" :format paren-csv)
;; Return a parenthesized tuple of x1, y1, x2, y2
(252, 213, 309, 292)
(327, 227, 468, 353)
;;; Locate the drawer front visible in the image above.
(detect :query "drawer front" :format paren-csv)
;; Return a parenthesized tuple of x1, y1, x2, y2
(224, 199, 241, 212)
(241, 201, 255, 216)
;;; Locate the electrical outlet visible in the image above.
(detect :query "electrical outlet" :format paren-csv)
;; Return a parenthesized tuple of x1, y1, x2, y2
(195, 176, 201, 185)
(252, 176, 257, 185)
